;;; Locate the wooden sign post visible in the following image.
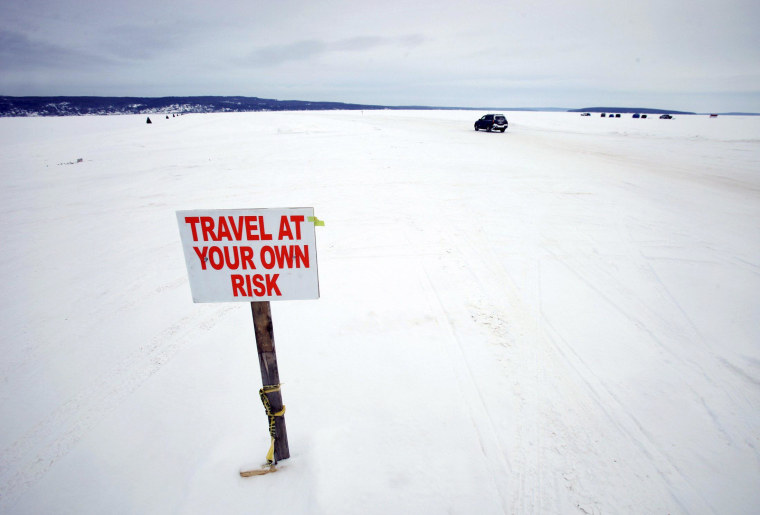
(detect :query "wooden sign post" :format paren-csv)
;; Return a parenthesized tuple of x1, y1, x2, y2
(250, 301, 289, 463)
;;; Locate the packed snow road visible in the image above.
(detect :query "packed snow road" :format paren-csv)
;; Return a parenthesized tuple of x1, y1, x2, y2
(1, 110, 758, 514)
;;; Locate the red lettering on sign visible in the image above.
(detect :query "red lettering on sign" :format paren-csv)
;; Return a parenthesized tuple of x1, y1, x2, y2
(223, 246, 239, 269)
(240, 246, 256, 269)
(244, 216, 260, 240)
(260, 246, 275, 269)
(192, 246, 258, 270)
(193, 246, 208, 270)
(208, 247, 224, 270)
(216, 217, 232, 241)
(230, 274, 282, 297)
(228, 216, 244, 240)
(274, 245, 295, 268)
(291, 215, 304, 239)
(260, 245, 310, 269)
(185, 217, 201, 241)
(278, 216, 294, 240)
(252, 274, 266, 296)
(231, 275, 245, 296)
(294, 245, 309, 268)
(201, 217, 216, 241)
(259, 216, 273, 240)
(266, 274, 281, 296)
(188, 215, 280, 242)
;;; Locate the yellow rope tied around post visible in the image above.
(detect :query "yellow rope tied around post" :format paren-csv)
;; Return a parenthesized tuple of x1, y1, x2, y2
(259, 384, 286, 465)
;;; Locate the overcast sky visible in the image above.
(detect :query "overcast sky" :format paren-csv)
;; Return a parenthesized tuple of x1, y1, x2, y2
(1, 0, 758, 112)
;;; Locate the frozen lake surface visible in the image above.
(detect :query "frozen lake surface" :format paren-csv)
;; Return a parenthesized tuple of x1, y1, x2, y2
(1, 110, 759, 514)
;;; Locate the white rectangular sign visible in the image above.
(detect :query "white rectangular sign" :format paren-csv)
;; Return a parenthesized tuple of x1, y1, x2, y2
(177, 207, 320, 302)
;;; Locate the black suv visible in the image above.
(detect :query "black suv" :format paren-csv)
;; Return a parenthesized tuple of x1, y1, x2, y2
(474, 114, 508, 132)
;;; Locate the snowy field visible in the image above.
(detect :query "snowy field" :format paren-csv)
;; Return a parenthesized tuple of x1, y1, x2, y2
(1, 110, 759, 514)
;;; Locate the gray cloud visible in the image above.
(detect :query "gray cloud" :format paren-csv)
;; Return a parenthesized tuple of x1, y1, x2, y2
(243, 34, 426, 67)
(97, 22, 209, 61)
(244, 40, 328, 66)
(331, 36, 386, 51)
(0, 30, 112, 70)
(0, 0, 757, 112)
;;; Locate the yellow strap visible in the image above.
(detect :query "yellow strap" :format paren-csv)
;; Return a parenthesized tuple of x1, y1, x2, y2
(260, 384, 286, 465)
(265, 437, 276, 465)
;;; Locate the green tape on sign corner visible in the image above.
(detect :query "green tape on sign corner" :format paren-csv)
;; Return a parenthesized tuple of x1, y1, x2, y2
(308, 216, 325, 226)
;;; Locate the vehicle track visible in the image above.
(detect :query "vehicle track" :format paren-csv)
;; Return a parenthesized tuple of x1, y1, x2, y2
(538, 245, 726, 513)
(418, 260, 512, 514)
(443, 221, 717, 513)
(447, 228, 567, 514)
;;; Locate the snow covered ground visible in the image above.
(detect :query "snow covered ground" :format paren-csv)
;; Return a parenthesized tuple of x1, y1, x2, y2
(1, 110, 758, 514)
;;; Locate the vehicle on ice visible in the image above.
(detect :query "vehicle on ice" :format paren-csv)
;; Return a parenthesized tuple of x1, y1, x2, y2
(660, 114, 673, 119)
(474, 114, 508, 132)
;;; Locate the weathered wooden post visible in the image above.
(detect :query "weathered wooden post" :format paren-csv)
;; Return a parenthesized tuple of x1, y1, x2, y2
(250, 300, 289, 462)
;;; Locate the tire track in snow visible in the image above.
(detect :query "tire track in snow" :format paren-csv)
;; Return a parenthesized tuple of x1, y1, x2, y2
(642, 258, 760, 397)
(418, 260, 512, 514)
(449, 224, 701, 513)
(548, 247, 741, 417)
(0, 305, 236, 512)
(422, 222, 581, 513)
(539, 315, 698, 514)
(448, 229, 568, 514)
(539, 250, 720, 513)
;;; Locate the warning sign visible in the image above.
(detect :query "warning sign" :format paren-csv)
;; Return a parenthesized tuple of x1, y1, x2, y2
(176, 207, 320, 302)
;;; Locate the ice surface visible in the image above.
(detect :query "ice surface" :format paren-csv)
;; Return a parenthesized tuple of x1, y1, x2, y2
(0, 110, 758, 514)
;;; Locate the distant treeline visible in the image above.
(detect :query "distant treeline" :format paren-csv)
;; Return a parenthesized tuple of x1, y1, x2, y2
(568, 107, 696, 115)
(0, 96, 394, 117)
(4, 96, 746, 117)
